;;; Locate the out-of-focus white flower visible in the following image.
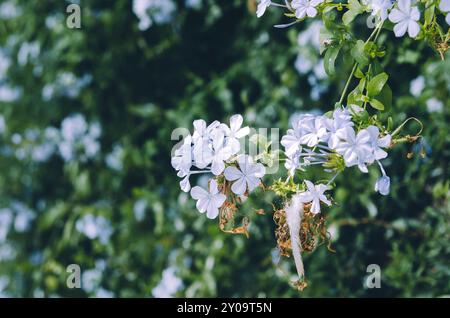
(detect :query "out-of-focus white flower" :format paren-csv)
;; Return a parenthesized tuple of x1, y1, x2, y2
(224, 155, 265, 195)
(76, 215, 113, 245)
(0, 209, 13, 242)
(410, 76, 425, 97)
(190, 179, 226, 219)
(291, 0, 323, 19)
(185, 0, 202, 10)
(440, 0, 450, 25)
(297, 21, 322, 49)
(61, 114, 88, 141)
(388, 0, 421, 38)
(17, 42, 40, 66)
(152, 267, 183, 298)
(11, 202, 35, 233)
(335, 126, 372, 172)
(106, 144, 124, 171)
(132, 0, 176, 31)
(257, 0, 271, 18)
(58, 114, 101, 162)
(133, 199, 147, 222)
(426, 97, 444, 113)
(298, 180, 331, 214)
(0, 1, 22, 19)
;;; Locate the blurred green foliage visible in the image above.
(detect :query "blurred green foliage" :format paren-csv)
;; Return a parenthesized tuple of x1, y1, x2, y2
(0, 0, 449, 297)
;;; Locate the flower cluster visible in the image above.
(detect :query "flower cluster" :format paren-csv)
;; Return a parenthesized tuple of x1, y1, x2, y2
(171, 115, 266, 219)
(256, 0, 450, 39)
(281, 107, 392, 212)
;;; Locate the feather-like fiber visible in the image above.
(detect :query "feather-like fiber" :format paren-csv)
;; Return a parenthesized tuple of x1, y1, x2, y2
(284, 194, 305, 279)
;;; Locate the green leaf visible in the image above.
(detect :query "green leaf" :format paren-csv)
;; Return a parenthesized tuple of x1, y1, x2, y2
(343, 0, 364, 25)
(424, 5, 435, 26)
(354, 67, 365, 79)
(351, 40, 369, 66)
(367, 72, 389, 97)
(347, 90, 363, 106)
(369, 98, 385, 110)
(324, 45, 341, 76)
(387, 117, 393, 131)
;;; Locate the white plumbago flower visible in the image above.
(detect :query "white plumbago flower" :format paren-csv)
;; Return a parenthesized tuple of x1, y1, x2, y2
(281, 114, 317, 156)
(375, 161, 390, 195)
(210, 130, 233, 175)
(298, 180, 331, 214)
(324, 108, 354, 149)
(388, 0, 421, 38)
(224, 155, 266, 195)
(299, 116, 327, 147)
(335, 126, 372, 172)
(291, 0, 323, 19)
(440, 0, 450, 25)
(190, 179, 226, 219)
(179, 175, 191, 192)
(221, 114, 250, 155)
(192, 119, 220, 145)
(281, 128, 303, 157)
(285, 151, 302, 175)
(257, 0, 271, 18)
(367, 125, 392, 161)
(171, 134, 192, 177)
(375, 175, 390, 195)
(369, 0, 394, 21)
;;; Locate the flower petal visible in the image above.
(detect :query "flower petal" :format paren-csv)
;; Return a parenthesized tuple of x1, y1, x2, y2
(196, 198, 209, 213)
(235, 126, 250, 139)
(407, 20, 420, 38)
(180, 176, 191, 192)
(209, 179, 219, 194)
(310, 198, 321, 214)
(298, 191, 313, 203)
(393, 20, 408, 37)
(388, 9, 404, 23)
(211, 158, 225, 175)
(224, 166, 243, 181)
(229, 114, 243, 132)
(213, 193, 226, 208)
(191, 186, 208, 200)
(246, 176, 261, 192)
(304, 180, 315, 192)
(231, 177, 247, 195)
(440, 0, 450, 12)
(206, 201, 219, 219)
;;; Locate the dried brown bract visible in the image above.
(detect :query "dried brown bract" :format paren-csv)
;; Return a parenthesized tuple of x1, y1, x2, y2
(273, 202, 334, 257)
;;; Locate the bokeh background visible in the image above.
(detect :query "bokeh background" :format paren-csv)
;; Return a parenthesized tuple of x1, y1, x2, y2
(0, 0, 449, 297)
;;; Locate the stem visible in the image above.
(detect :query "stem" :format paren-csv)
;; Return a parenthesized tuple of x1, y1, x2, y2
(338, 22, 384, 106)
(271, 2, 288, 8)
(326, 172, 340, 186)
(338, 63, 357, 105)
